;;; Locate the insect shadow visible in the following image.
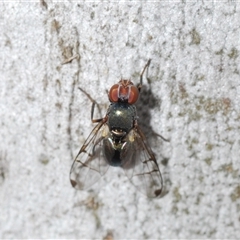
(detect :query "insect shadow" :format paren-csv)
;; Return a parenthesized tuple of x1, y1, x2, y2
(135, 75, 171, 197)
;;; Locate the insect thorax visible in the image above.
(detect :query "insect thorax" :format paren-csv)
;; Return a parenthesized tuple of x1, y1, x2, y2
(107, 102, 137, 137)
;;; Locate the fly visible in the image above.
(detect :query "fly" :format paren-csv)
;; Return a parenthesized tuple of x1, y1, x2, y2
(70, 59, 163, 198)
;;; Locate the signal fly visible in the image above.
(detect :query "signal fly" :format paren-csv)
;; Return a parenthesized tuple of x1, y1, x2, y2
(70, 60, 163, 198)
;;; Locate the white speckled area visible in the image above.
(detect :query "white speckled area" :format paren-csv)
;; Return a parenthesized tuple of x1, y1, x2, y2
(0, 1, 240, 239)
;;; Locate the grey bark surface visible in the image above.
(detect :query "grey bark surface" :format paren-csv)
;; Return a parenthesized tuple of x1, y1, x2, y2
(0, 1, 240, 239)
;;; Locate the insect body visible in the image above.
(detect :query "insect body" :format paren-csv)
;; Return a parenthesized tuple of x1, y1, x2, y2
(103, 101, 137, 167)
(70, 60, 163, 198)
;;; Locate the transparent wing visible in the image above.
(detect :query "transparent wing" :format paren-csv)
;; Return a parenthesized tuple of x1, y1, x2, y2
(70, 120, 110, 190)
(122, 126, 163, 198)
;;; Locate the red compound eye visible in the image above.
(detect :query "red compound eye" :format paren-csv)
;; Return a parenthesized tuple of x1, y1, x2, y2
(127, 85, 139, 104)
(109, 81, 139, 104)
(109, 84, 119, 103)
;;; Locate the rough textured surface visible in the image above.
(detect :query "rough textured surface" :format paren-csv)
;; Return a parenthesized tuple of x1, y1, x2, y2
(0, 1, 240, 239)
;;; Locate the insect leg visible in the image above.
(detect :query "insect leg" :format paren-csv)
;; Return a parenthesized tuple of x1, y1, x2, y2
(78, 87, 103, 123)
(138, 59, 151, 92)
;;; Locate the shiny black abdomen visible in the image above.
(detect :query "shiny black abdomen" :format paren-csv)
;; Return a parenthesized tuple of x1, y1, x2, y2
(102, 137, 126, 167)
(107, 148, 121, 167)
(107, 102, 137, 134)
